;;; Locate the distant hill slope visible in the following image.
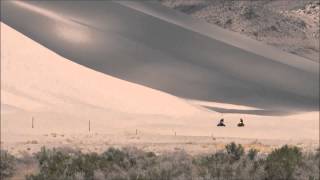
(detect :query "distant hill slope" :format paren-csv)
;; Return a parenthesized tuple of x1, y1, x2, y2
(160, 0, 319, 62)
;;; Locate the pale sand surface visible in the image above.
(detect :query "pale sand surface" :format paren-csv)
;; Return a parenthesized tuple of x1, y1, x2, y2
(1, 23, 319, 156)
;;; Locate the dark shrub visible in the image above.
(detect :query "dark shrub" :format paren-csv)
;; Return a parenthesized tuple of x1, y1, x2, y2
(145, 151, 193, 180)
(20, 145, 319, 180)
(225, 19, 232, 26)
(99, 147, 158, 179)
(26, 147, 78, 180)
(225, 142, 244, 160)
(241, 6, 258, 19)
(248, 148, 259, 161)
(72, 152, 100, 180)
(195, 151, 237, 179)
(99, 147, 132, 174)
(265, 145, 302, 180)
(0, 149, 15, 179)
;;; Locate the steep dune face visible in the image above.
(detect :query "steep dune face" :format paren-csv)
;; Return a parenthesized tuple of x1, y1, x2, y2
(1, 23, 205, 118)
(2, 22, 217, 136)
(1, 1, 318, 114)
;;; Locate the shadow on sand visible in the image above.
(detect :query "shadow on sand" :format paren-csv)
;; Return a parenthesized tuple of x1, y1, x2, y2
(204, 106, 291, 116)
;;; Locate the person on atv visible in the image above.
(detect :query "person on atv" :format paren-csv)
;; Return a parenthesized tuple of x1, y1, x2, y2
(217, 118, 226, 127)
(237, 119, 245, 127)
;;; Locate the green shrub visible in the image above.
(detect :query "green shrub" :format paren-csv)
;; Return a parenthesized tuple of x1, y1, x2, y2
(100, 147, 131, 170)
(72, 153, 100, 180)
(20, 145, 320, 180)
(202, 152, 231, 179)
(265, 145, 302, 180)
(248, 148, 259, 161)
(225, 142, 244, 160)
(0, 149, 15, 179)
(147, 151, 193, 180)
(26, 147, 79, 180)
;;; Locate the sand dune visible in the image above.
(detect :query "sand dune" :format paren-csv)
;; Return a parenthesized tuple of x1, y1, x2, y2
(1, 22, 217, 138)
(1, 22, 318, 143)
(1, 1, 318, 114)
(0, 1, 318, 154)
(1, 23, 206, 118)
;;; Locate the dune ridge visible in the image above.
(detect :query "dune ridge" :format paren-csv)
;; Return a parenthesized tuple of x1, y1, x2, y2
(1, 1, 318, 113)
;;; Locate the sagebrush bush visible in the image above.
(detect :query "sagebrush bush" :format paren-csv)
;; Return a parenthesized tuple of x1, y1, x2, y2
(16, 144, 320, 180)
(0, 149, 16, 179)
(26, 147, 79, 180)
(293, 150, 320, 180)
(247, 148, 258, 161)
(264, 145, 302, 180)
(225, 142, 244, 160)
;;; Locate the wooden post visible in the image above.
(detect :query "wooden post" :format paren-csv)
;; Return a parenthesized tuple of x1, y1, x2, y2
(136, 129, 138, 135)
(174, 131, 176, 136)
(32, 117, 34, 129)
(89, 120, 91, 132)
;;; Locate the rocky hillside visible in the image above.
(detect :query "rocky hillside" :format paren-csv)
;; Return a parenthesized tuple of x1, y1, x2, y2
(160, 0, 319, 62)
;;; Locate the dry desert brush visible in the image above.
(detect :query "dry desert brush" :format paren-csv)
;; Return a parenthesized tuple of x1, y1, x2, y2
(0, 149, 16, 179)
(6, 143, 318, 180)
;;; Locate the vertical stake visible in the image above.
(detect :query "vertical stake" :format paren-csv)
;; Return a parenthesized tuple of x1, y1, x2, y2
(32, 117, 34, 129)
(136, 129, 138, 135)
(89, 120, 91, 132)
(175, 131, 176, 136)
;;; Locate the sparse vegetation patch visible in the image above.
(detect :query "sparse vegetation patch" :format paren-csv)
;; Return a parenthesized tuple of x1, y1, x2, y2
(1, 143, 319, 180)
